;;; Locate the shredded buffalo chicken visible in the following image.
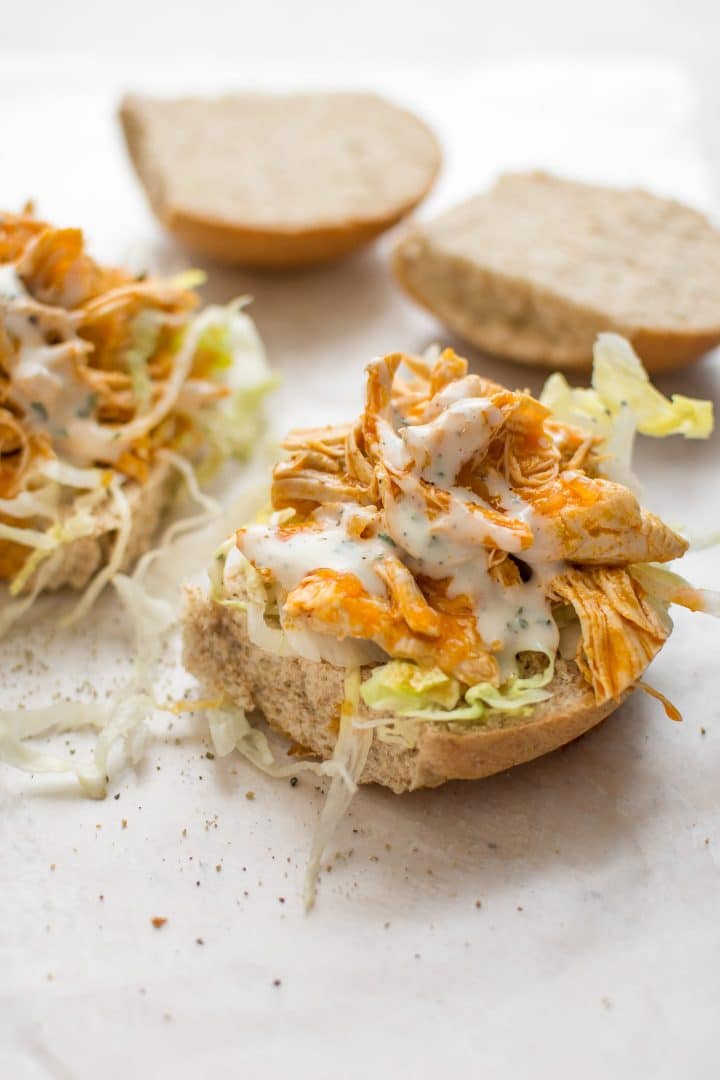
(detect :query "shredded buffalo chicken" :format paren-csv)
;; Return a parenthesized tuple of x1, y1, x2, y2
(0, 207, 246, 583)
(240, 349, 686, 705)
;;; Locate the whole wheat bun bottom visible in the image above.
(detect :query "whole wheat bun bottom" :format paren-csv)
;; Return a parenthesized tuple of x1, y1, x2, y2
(182, 588, 630, 793)
(3, 460, 178, 597)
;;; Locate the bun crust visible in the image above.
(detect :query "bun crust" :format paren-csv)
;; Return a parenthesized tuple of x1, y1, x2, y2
(182, 587, 629, 793)
(393, 172, 720, 372)
(120, 93, 442, 269)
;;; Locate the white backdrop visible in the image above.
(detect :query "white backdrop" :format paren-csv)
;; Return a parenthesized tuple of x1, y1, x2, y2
(2, 9, 720, 1080)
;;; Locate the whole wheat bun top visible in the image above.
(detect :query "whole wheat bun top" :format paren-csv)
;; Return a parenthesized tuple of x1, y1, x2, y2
(393, 172, 720, 371)
(120, 92, 441, 268)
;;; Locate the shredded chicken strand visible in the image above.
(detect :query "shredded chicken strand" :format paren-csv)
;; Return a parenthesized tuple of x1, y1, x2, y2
(550, 568, 671, 700)
(250, 348, 686, 704)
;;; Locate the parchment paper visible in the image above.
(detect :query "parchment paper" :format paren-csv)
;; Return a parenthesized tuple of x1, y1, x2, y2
(1, 57, 719, 1080)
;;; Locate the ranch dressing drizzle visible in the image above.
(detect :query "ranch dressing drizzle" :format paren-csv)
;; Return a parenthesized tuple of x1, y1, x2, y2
(459, 472, 562, 675)
(239, 504, 391, 596)
(243, 360, 565, 682)
(401, 397, 504, 485)
(1, 262, 116, 464)
(0, 262, 206, 469)
(381, 469, 561, 679)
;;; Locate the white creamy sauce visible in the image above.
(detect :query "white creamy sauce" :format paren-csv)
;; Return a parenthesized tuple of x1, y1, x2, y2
(1, 261, 122, 466)
(239, 504, 392, 596)
(9, 341, 123, 466)
(382, 473, 527, 564)
(419, 375, 489, 420)
(448, 562, 558, 677)
(0, 264, 29, 301)
(401, 398, 503, 485)
(378, 417, 410, 470)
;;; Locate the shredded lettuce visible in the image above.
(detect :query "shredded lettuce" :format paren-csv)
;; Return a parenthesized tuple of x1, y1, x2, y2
(60, 480, 133, 627)
(0, 522, 59, 550)
(8, 485, 110, 598)
(37, 460, 108, 490)
(196, 322, 235, 373)
(192, 302, 279, 467)
(126, 309, 161, 412)
(0, 549, 64, 637)
(130, 449, 222, 587)
(630, 563, 720, 617)
(0, 701, 117, 797)
(0, 524, 179, 797)
(359, 658, 553, 725)
(169, 269, 207, 291)
(540, 333, 713, 485)
(303, 668, 371, 909)
(199, 670, 371, 910)
(0, 487, 60, 519)
(359, 662, 461, 713)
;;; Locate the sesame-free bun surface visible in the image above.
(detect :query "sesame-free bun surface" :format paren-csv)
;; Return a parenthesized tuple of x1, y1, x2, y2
(393, 172, 720, 372)
(120, 93, 441, 269)
(182, 587, 630, 794)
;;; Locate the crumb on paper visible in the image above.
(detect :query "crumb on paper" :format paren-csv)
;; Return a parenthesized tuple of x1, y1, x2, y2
(245, 791, 255, 801)
(121, 819, 128, 829)
(196, 937, 204, 945)
(273, 978, 282, 987)
(151, 917, 168, 929)
(475, 900, 482, 909)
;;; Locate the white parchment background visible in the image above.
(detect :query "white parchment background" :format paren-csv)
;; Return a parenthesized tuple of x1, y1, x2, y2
(1, 54, 719, 1080)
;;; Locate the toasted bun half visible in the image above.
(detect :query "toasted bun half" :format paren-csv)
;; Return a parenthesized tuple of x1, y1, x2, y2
(119, 93, 441, 269)
(182, 587, 630, 793)
(392, 172, 720, 372)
